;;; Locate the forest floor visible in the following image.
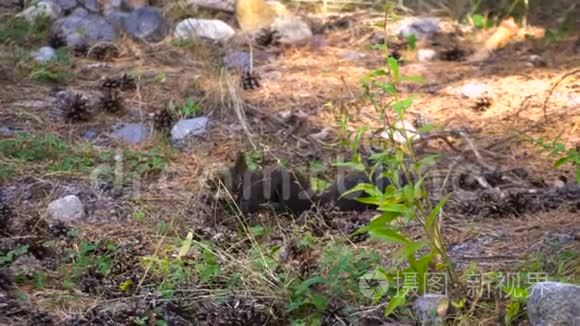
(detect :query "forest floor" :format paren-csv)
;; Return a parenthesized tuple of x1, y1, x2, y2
(0, 5, 579, 325)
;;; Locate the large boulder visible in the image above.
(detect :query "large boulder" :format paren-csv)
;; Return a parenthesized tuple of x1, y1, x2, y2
(51, 14, 117, 50)
(174, 19, 235, 42)
(123, 6, 168, 42)
(527, 282, 580, 325)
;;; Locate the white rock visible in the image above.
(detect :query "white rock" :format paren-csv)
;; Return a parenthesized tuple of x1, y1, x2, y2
(32, 46, 57, 63)
(17, 1, 61, 23)
(171, 117, 208, 141)
(174, 19, 235, 42)
(417, 48, 437, 62)
(459, 83, 489, 99)
(111, 123, 151, 145)
(380, 120, 419, 144)
(47, 195, 85, 223)
(271, 16, 312, 45)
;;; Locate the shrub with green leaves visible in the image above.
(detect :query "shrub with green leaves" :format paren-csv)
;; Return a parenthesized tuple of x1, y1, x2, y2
(337, 45, 452, 316)
(534, 137, 579, 183)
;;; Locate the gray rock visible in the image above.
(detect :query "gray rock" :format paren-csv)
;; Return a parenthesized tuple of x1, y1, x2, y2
(47, 195, 85, 223)
(81, 0, 99, 12)
(413, 294, 449, 325)
(341, 51, 366, 61)
(271, 16, 312, 45)
(417, 48, 437, 62)
(224, 51, 250, 69)
(186, 0, 234, 12)
(52, 14, 117, 50)
(111, 122, 151, 144)
(528, 282, 580, 325)
(459, 83, 489, 99)
(84, 129, 97, 139)
(104, 9, 130, 31)
(123, 7, 168, 42)
(171, 117, 208, 141)
(70, 6, 88, 16)
(17, 1, 62, 23)
(174, 18, 235, 42)
(54, 0, 77, 11)
(32, 46, 57, 63)
(397, 17, 440, 40)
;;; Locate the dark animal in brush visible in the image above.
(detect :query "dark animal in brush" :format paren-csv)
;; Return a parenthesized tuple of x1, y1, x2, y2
(222, 153, 399, 216)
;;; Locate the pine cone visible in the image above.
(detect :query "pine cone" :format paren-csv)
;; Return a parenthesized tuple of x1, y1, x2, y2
(153, 108, 175, 132)
(100, 74, 136, 91)
(241, 69, 260, 90)
(472, 96, 493, 112)
(100, 90, 124, 114)
(60, 93, 91, 123)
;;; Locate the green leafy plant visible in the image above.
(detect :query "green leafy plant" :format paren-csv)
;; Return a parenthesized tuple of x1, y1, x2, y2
(406, 34, 417, 51)
(0, 16, 50, 44)
(63, 241, 117, 289)
(338, 43, 453, 316)
(0, 245, 29, 266)
(534, 137, 579, 183)
(180, 98, 200, 118)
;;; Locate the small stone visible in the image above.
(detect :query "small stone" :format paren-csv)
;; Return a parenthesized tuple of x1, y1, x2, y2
(528, 282, 580, 325)
(171, 117, 208, 141)
(17, 1, 62, 23)
(10, 255, 43, 277)
(397, 17, 440, 40)
(413, 294, 449, 325)
(123, 7, 168, 42)
(341, 51, 366, 61)
(84, 129, 97, 139)
(32, 46, 57, 63)
(174, 19, 235, 42)
(417, 48, 437, 62)
(223, 51, 250, 70)
(460, 83, 489, 99)
(110, 123, 151, 145)
(47, 195, 85, 223)
(104, 9, 130, 31)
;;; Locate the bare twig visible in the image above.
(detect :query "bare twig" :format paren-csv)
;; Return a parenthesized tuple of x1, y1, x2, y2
(542, 68, 580, 121)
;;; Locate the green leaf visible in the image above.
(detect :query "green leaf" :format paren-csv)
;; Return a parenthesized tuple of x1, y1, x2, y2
(384, 288, 409, 316)
(426, 195, 450, 230)
(310, 294, 328, 311)
(400, 75, 425, 83)
(369, 226, 409, 244)
(387, 56, 400, 82)
(392, 97, 414, 114)
(554, 157, 569, 168)
(177, 232, 193, 259)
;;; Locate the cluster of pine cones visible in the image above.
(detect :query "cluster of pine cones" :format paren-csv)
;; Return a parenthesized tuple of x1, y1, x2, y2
(56, 74, 136, 123)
